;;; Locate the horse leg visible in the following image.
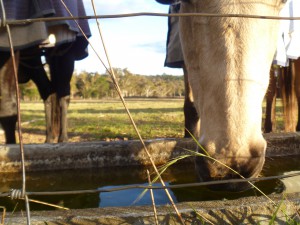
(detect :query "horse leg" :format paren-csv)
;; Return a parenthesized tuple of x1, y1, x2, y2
(183, 65, 200, 138)
(281, 60, 297, 132)
(0, 115, 17, 144)
(43, 94, 56, 143)
(58, 95, 70, 142)
(264, 66, 277, 133)
(293, 58, 300, 131)
(0, 52, 19, 144)
(19, 49, 56, 142)
(48, 47, 75, 143)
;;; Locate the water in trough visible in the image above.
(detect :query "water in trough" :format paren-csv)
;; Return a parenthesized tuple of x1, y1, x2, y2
(0, 155, 300, 211)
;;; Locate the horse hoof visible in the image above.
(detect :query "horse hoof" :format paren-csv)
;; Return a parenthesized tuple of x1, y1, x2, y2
(45, 137, 56, 143)
(58, 136, 68, 143)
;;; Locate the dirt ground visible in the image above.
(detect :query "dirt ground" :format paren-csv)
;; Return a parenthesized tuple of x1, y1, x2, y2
(0, 129, 93, 144)
(0, 129, 127, 144)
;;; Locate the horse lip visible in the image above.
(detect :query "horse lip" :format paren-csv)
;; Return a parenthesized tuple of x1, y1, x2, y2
(207, 180, 254, 192)
(203, 169, 262, 192)
(195, 155, 265, 192)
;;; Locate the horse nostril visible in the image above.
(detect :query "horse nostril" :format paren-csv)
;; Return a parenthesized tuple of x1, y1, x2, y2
(250, 139, 267, 158)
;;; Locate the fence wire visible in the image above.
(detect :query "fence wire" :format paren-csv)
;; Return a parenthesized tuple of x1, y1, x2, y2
(1, 1, 300, 225)
(1, 12, 300, 27)
(1, 171, 300, 199)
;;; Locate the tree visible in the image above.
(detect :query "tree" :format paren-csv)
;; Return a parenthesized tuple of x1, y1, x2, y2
(24, 68, 185, 100)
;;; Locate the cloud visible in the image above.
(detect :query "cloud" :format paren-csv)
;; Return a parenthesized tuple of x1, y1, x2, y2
(75, 1, 179, 76)
(83, 0, 168, 15)
(136, 41, 166, 54)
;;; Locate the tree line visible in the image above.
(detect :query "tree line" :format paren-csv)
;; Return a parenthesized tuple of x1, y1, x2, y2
(19, 68, 185, 100)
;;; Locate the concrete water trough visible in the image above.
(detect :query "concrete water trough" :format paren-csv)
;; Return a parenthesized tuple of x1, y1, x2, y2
(1, 132, 300, 224)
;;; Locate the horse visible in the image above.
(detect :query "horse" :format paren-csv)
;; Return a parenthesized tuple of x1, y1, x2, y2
(155, 0, 200, 138)
(19, 43, 80, 143)
(264, 58, 300, 133)
(179, 0, 286, 191)
(0, 0, 91, 144)
(0, 48, 69, 145)
(183, 65, 200, 138)
(0, 52, 19, 144)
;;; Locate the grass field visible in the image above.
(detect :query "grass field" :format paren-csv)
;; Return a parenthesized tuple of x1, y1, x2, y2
(0, 98, 285, 144)
(1, 98, 186, 144)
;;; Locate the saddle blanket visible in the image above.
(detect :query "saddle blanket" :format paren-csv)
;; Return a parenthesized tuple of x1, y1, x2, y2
(273, 0, 300, 66)
(0, 0, 91, 53)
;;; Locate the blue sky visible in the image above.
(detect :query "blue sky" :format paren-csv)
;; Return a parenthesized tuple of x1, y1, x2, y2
(75, 1, 182, 76)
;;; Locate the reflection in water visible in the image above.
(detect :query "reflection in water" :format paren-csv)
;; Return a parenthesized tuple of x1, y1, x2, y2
(0, 156, 300, 211)
(99, 183, 177, 207)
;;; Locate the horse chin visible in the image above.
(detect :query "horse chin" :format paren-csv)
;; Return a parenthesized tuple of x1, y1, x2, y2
(205, 180, 255, 192)
(194, 153, 265, 192)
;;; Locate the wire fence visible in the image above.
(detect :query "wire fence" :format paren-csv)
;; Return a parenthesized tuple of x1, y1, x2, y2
(1, 1, 300, 225)
(2, 11, 300, 27)
(1, 172, 300, 199)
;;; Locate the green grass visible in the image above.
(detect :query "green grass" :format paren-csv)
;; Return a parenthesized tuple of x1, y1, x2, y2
(18, 98, 185, 143)
(262, 99, 285, 131)
(6, 97, 284, 144)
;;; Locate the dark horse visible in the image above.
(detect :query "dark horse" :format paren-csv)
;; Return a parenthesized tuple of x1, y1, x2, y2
(155, 0, 200, 139)
(0, 0, 91, 144)
(264, 58, 300, 133)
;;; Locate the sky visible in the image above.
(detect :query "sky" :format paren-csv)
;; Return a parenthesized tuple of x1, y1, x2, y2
(74, 1, 183, 76)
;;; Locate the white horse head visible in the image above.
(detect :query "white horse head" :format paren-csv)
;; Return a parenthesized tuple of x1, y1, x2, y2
(180, 0, 286, 191)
